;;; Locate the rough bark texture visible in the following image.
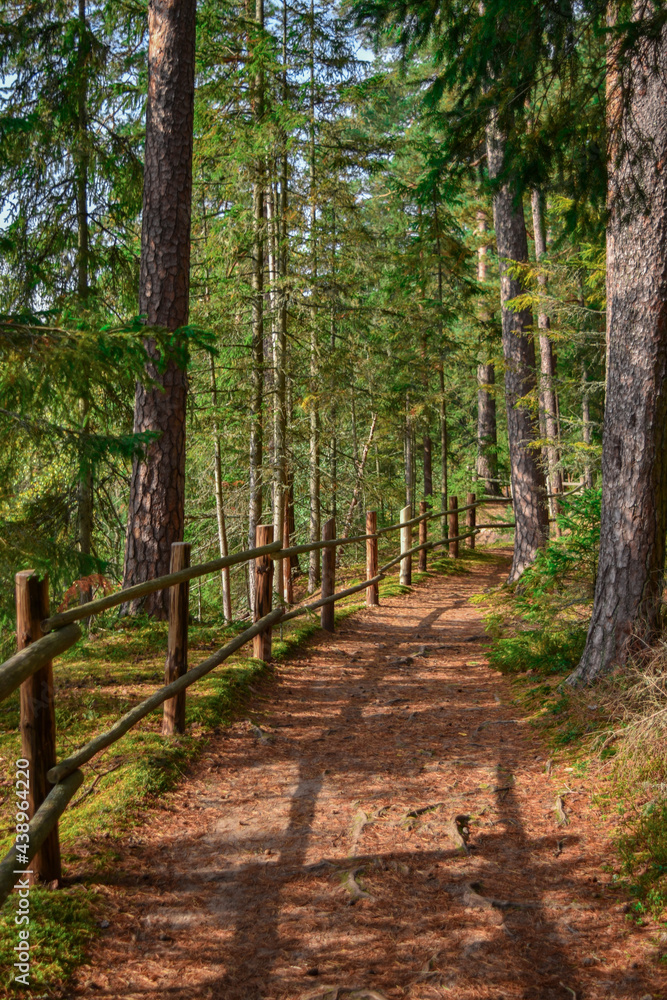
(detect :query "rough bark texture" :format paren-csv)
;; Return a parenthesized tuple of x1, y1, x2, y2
(531, 188, 563, 523)
(122, 0, 196, 617)
(570, 15, 667, 684)
(210, 358, 232, 622)
(477, 362, 498, 492)
(162, 542, 190, 735)
(16, 572, 60, 883)
(486, 117, 548, 581)
(476, 213, 499, 494)
(582, 368, 594, 490)
(247, 0, 265, 612)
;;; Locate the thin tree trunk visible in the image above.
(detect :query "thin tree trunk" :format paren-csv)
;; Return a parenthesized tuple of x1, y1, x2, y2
(76, 0, 93, 604)
(531, 188, 563, 528)
(307, 0, 320, 593)
(210, 357, 232, 621)
(247, 0, 265, 609)
(433, 193, 448, 527)
(122, 0, 196, 617)
(476, 211, 500, 495)
(423, 434, 433, 501)
(404, 400, 414, 512)
(338, 412, 377, 549)
(486, 113, 548, 582)
(582, 368, 594, 490)
(438, 358, 448, 524)
(571, 11, 667, 683)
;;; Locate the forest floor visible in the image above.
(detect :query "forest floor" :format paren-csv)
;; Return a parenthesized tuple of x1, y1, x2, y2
(65, 552, 665, 1000)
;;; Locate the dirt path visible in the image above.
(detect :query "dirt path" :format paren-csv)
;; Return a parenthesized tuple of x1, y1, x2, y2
(73, 558, 663, 1000)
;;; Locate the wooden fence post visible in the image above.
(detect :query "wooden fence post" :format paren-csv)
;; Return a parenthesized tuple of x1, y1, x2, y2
(366, 511, 379, 606)
(253, 525, 274, 660)
(448, 496, 459, 559)
(466, 492, 476, 550)
(418, 500, 428, 571)
(163, 542, 191, 735)
(16, 571, 61, 884)
(283, 492, 293, 604)
(321, 516, 336, 631)
(400, 505, 412, 586)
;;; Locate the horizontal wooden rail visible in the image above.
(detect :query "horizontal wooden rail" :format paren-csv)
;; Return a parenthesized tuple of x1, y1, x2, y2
(476, 521, 516, 529)
(0, 770, 84, 907)
(281, 574, 384, 622)
(275, 530, 378, 560)
(38, 498, 515, 636)
(432, 528, 478, 548)
(0, 623, 81, 705)
(376, 512, 428, 535)
(41, 542, 282, 632)
(47, 607, 283, 784)
(380, 540, 433, 575)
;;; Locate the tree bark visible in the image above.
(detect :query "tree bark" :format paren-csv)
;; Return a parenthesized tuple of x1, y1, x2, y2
(76, 0, 93, 602)
(404, 401, 414, 513)
(531, 188, 563, 526)
(247, 0, 265, 611)
(476, 211, 500, 494)
(210, 357, 232, 622)
(570, 12, 667, 684)
(486, 114, 548, 582)
(307, 0, 320, 593)
(122, 0, 196, 617)
(582, 367, 594, 490)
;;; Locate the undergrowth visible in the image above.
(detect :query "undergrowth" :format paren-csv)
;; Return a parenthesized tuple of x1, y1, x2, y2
(477, 488, 667, 921)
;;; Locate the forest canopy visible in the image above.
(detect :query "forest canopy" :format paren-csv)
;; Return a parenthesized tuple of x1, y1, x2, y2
(0, 0, 666, 688)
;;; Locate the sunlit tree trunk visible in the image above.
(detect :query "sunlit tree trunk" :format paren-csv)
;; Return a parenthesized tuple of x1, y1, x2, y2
(122, 0, 196, 617)
(571, 11, 667, 683)
(476, 212, 499, 495)
(210, 357, 232, 621)
(307, 0, 320, 593)
(531, 188, 563, 530)
(246, 0, 265, 610)
(486, 113, 548, 581)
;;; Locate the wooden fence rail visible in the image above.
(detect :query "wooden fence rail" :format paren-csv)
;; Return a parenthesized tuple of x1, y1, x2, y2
(0, 492, 516, 905)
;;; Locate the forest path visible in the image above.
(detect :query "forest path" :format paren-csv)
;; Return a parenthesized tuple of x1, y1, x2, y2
(74, 555, 661, 1000)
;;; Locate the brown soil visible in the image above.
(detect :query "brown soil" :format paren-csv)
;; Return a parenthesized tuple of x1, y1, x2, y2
(71, 557, 665, 1000)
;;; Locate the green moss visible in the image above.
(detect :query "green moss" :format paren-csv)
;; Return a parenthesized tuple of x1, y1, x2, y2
(617, 800, 667, 919)
(486, 625, 587, 676)
(0, 886, 98, 990)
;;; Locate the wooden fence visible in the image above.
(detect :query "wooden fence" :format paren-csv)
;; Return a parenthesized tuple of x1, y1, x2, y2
(0, 493, 514, 905)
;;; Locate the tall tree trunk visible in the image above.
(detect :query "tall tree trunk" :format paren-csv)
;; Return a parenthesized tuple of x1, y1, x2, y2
(476, 211, 500, 494)
(486, 115, 548, 582)
(122, 0, 196, 617)
(330, 203, 338, 520)
(307, 0, 320, 593)
(247, 0, 265, 609)
(531, 188, 563, 527)
(570, 14, 667, 683)
(404, 399, 414, 513)
(423, 434, 433, 501)
(582, 368, 594, 490)
(438, 358, 448, 523)
(433, 193, 448, 528)
(210, 357, 232, 622)
(76, 0, 93, 603)
(338, 413, 377, 551)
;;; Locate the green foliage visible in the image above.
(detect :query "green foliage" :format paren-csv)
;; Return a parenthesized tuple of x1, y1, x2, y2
(487, 624, 587, 676)
(617, 801, 667, 919)
(0, 886, 98, 990)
